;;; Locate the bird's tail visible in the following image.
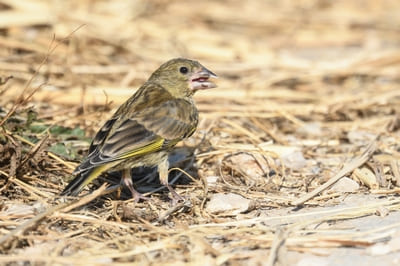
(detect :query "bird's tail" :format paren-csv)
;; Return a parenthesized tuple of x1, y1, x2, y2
(60, 164, 109, 196)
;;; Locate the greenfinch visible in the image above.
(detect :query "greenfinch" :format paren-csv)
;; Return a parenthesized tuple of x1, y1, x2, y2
(61, 58, 217, 202)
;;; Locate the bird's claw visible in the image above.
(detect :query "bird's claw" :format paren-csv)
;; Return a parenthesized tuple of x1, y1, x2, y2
(131, 191, 151, 203)
(168, 187, 185, 205)
(171, 194, 185, 205)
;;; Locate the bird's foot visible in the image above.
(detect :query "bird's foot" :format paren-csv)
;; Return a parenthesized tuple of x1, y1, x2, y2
(166, 185, 185, 205)
(130, 190, 150, 203)
(123, 173, 150, 202)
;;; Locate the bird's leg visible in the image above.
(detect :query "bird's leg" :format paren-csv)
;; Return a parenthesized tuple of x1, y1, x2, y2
(116, 186, 122, 199)
(122, 168, 149, 202)
(159, 159, 184, 204)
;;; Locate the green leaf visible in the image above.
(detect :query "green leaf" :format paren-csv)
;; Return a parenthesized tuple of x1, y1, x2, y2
(69, 127, 86, 138)
(48, 143, 76, 160)
(29, 123, 48, 133)
(49, 125, 86, 139)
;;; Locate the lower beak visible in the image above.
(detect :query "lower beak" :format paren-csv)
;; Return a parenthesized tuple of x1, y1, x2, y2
(190, 67, 218, 91)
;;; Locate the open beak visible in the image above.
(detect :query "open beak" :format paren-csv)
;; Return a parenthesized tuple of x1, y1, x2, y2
(190, 67, 218, 92)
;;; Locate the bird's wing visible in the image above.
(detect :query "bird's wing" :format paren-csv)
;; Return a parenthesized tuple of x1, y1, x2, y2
(87, 117, 117, 155)
(75, 84, 198, 173)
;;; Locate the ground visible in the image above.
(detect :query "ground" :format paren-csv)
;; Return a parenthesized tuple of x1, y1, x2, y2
(1, 0, 400, 265)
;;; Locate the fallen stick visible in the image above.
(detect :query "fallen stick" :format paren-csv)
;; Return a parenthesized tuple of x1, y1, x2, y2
(292, 141, 377, 206)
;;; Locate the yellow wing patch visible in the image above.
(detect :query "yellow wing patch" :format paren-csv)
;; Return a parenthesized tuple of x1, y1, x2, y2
(78, 162, 116, 192)
(118, 137, 165, 159)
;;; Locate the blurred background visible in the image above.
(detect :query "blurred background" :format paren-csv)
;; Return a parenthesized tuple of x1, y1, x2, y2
(1, 0, 399, 107)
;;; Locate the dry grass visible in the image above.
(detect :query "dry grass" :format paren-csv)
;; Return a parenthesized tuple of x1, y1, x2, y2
(1, 0, 400, 265)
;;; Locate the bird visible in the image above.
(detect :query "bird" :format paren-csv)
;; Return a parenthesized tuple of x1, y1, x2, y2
(61, 58, 217, 202)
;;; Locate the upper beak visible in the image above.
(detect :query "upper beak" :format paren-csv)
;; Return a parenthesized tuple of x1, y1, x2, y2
(190, 67, 218, 91)
(200, 67, 218, 79)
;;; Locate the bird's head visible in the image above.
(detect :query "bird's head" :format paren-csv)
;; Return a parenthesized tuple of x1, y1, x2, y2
(148, 58, 217, 97)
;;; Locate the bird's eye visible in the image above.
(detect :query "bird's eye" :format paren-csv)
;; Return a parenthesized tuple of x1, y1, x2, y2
(179, 66, 188, 74)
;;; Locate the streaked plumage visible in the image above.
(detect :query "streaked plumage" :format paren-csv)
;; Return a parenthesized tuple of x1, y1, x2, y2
(61, 58, 217, 202)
